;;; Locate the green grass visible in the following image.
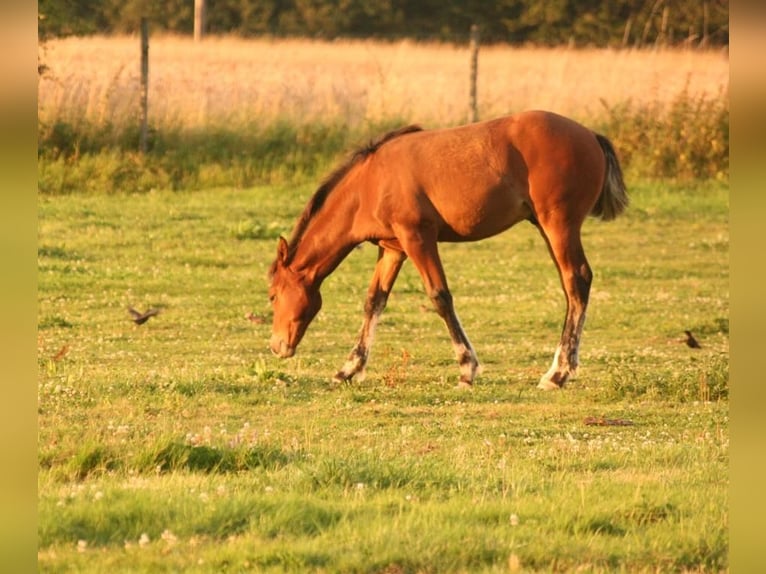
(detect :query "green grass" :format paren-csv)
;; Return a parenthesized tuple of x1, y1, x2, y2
(38, 179, 728, 572)
(38, 90, 728, 195)
(37, 118, 410, 195)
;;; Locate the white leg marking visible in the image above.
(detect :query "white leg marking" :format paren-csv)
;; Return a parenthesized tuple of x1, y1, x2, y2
(453, 337, 481, 387)
(538, 345, 564, 390)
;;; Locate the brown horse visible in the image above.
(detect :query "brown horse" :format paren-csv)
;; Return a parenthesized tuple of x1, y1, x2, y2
(268, 110, 628, 389)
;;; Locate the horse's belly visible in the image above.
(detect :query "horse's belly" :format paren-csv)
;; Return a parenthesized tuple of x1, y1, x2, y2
(434, 187, 529, 241)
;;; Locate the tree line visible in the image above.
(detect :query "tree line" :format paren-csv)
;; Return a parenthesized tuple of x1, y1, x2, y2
(40, 0, 727, 48)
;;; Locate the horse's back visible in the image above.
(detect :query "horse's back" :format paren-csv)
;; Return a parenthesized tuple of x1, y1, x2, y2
(370, 119, 530, 240)
(376, 110, 604, 199)
(367, 111, 605, 241)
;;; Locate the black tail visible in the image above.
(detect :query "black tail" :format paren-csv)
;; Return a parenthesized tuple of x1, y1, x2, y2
(591, 133, 628, 221)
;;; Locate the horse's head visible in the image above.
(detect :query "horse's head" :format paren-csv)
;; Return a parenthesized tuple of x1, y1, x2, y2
(268, 237, 322, 358)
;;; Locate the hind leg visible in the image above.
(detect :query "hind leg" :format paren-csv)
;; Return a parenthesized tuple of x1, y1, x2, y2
(334, 244, 406, 383)
(535, 222, 592, 390)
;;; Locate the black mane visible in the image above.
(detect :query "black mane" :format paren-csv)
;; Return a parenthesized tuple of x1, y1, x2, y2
(281, 124, 423, 264)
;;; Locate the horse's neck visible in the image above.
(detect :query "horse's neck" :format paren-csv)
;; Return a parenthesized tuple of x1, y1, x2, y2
(290, 188, 360, 285)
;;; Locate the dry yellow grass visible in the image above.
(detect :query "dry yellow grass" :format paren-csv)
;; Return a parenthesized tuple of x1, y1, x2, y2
(38, 34, 729, 130)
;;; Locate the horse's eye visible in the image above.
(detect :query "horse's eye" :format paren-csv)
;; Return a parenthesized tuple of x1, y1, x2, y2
(269, 294, 276, 303)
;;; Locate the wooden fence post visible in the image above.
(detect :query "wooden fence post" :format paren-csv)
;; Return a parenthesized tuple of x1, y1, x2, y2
(140, 17, 149, 154)
(701, 0, 709, 48)
(658, 4, 669, 47)
(468, 24, 480, 123)
(194, 0, 207, 42)
(622, 15, 633, 48)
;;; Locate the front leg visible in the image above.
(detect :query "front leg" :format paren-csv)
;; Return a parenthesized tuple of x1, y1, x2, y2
(333, 246, 406, 383)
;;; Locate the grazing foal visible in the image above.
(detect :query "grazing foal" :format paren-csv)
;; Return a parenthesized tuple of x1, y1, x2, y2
(268, 110, 627, 389)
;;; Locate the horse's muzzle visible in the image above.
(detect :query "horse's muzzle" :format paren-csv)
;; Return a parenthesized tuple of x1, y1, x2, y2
(269, 335, 295, 358)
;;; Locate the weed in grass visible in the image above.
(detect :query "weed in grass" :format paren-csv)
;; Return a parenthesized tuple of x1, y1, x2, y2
(70, 444, 120, 480)
(247, 358, 294, 386)
(599, 85, 729, 181)
(38, 315, 74, 329)
(229, 219, 284, 241)
(382, 349, 411, 388)
(148, 441, 292, 474)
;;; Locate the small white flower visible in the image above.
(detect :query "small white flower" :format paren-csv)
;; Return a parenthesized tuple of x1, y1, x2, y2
(77, 540, 87, 552)
(161, 529, 177, 545)
(138, 533, 150, 547)
(510, 513, 520, 526)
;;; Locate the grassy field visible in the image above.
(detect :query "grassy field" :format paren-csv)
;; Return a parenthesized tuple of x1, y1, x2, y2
(37, 176, 728, 572)
(37, 33, 729, 572)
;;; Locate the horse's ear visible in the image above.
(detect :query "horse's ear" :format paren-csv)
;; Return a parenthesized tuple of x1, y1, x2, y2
(276, 236, 289, 264)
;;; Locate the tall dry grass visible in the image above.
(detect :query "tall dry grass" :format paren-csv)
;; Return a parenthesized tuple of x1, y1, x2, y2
(37, 35, 729, 193)
(38, 34, 728, 129)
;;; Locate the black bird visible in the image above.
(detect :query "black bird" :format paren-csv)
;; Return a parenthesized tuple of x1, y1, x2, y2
(128, 307, 160, 325)
(684, 330, 701, 349)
